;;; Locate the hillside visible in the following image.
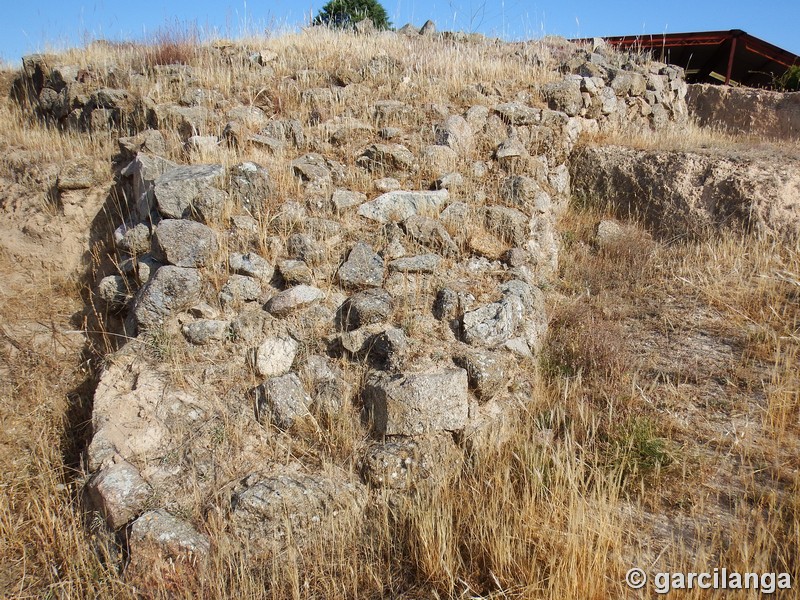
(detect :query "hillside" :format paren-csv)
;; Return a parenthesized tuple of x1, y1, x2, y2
(0, 24, 797, 599)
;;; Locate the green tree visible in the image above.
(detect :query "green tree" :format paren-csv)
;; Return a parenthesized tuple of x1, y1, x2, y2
(312, 0, 391, 30)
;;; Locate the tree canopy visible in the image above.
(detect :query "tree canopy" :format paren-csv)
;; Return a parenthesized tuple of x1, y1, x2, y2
(312, 0, 391, 30)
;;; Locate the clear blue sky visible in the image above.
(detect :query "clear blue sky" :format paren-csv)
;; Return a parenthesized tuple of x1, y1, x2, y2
(2, 1, 798, 65)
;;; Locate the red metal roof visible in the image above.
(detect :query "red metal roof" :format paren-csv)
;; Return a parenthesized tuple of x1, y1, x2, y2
(575, 30, 799, 87)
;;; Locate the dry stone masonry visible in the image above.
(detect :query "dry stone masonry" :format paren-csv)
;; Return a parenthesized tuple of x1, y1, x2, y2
(11, 29, 698, 567)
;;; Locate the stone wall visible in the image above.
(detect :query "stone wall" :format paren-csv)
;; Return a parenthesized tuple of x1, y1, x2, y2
(687, 83, 800, 141)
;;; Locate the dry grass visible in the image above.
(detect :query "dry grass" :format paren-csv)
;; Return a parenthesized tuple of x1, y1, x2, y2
(0, 26, 798, 600)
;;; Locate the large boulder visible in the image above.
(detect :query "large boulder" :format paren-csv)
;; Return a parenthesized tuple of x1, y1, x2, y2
(152, 219, 217, 267)
(86, 458, 152, 530)
(337, 242, 384, 289)
(461, 280, 545, 349)
(230, 471, 366, 545)
(362, 368, 469, 435)
(154, 164, 227, 222)
(133, 266, 202, 330)
(338, 288, 393, 331)
(570, 145, 800, 239)
(265, 285, 325, 317)
(255, 372, 313, 428)
(358, 190, 449, 223)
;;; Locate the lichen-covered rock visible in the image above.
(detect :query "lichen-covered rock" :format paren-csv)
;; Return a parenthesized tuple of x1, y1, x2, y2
(265, 285, 325, 317)
(154, 164, 226, 222)
(115, 222, 151, 255)
(361, 433, 462, 490)
(250, 335, 299, 379)
(219, 274, 262, 305)
(362, 368, 469, 435)
(182, 319, 230, 345)
(230, 471, 366, 545)
(129, 509, 210, 562)
(356, 143, 415, 173)
(358, 190, 449, 223)
(277, 259, 314, 285)
(337, 242, 384, 289)
(434, 115, 474, 155)
(453, 348, 508, 399)
(494, 102, 541, 126)
(402, 215, 458, 257)
(256, 373, 312, 428)
(229, 252, 274, 281)
(152, 219, 217, 268)
(339, 288, 393, 331)
(134, 266, 202, 330)
(97, 275, 133, 308)
(86, 458, 152, 530)
(388, 254, 442, 274)
(461, 280, 545, 349)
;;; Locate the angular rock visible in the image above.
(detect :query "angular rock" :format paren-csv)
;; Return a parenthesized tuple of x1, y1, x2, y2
(266, 285, 324, 317)
(402, 215, 458, 257)
(262, 119, 305, 148)
(332, 189, 367, 211)
(484, 205, 529, 245)
(433, 287, 474, 321)
(57, 157, 95, 191)
(121, 153, 179, 223)
(182, 319, 230, 345)
(361, 433, 462, 491)
(115, 222, 151, 255)
(228, 161, 272, 214)
(468, 230, 506, 260)
(219, 274, 262, 305)
(339, 288, 393, 331)
(302, 355, 352, 413)
(250, 335, 299, 379)
(461, 280, 545, 348)
(501, 176, 552, 213)
(154, 164, 226, 222)
(86, 459, 152, 530)
(226, 105, 270, 129)
(230, 472, 365, 544)
(388, 254, 442, 274)
(229, 252, 274, 281)
(277, 259, 314, 285)
(453, 348, 508, 399)
(130, 509, 210, 561)
(134, 266, 202, 330)
(287, 233, 325, 266)
(373, 177, 401, 192)
(419, 19, 437, 35)
(494, 102, 541, 126)
(369, 326, 408, 370)
(291, 153, 331, 182)
(542, 78, 583, 117)
(434, 115, 474, 155)
(421, 145, 458, 176)
(356, 143, 415, 173)
(337, 242, 384, 289)
(358, 190, 449, 223)
(362, 368, 469, 435)
(97, 275, 133, 308)
(255, 372, 312, 428)
(118, 129, 167, 161)
(152, 219, 217, 268)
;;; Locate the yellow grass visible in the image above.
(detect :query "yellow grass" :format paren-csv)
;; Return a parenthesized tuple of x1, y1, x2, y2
(0, 25, 797, 599)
